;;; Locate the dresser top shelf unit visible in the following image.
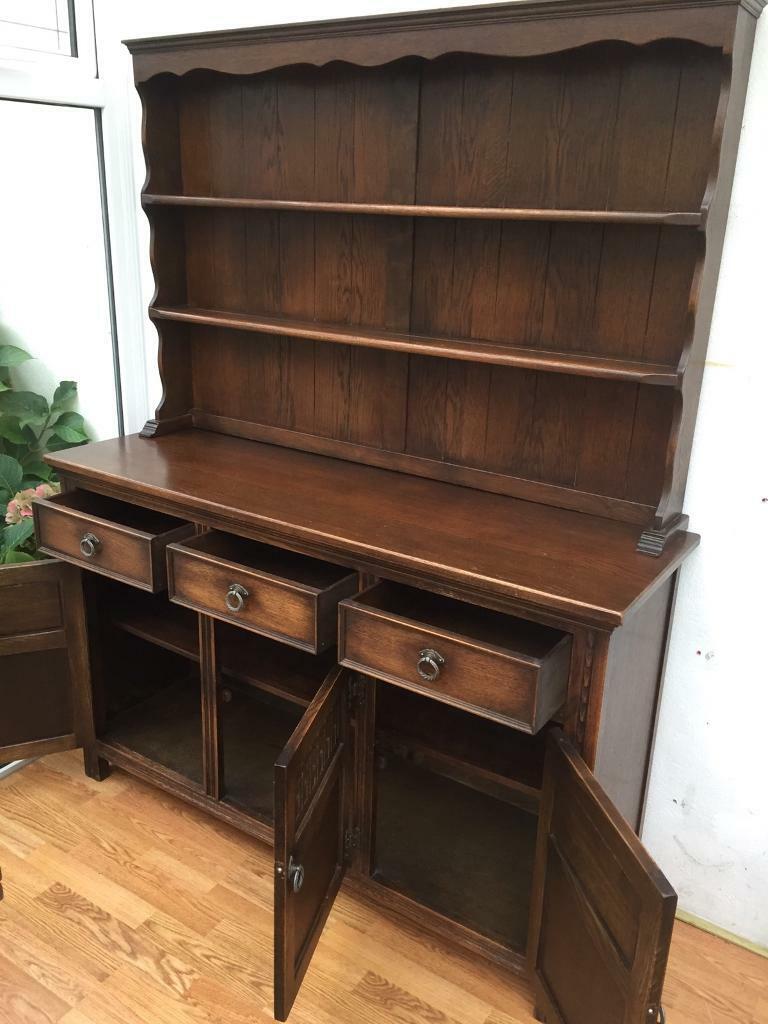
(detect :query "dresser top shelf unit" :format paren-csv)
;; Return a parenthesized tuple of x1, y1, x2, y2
(46, 430, 698, 630)
(128, 0, 754, 555)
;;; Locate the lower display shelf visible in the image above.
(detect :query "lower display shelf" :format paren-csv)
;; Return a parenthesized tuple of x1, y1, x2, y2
(373, 750, 537, 954)
(101, 675, 203, 786)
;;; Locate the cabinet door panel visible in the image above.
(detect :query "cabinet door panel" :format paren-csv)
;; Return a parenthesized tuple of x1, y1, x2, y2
(0, 560, 84, 761)
(529, 729, 675, 1024)
(274, 665, 349, 1021)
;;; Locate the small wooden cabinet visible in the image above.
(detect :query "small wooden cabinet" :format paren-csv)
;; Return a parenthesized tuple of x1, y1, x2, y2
(0, 1, 763, 1021)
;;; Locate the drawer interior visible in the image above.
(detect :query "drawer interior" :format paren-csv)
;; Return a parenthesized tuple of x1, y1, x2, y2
(49, 489, 191, 534)
(176, 531, 355, 589)
(351, 580, 567, 657)
(371, 683, 543, 953)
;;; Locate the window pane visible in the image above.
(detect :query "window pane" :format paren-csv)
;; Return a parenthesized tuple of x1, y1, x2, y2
(0, 0, 74, 59)
(0, 101, 119, 441)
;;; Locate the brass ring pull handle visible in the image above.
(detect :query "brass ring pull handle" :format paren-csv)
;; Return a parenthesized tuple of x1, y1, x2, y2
(225, 583, 249, 613)
(287, 855, 304, 894)
(79, 533, 101, 558)
(417, 648, 445, 682)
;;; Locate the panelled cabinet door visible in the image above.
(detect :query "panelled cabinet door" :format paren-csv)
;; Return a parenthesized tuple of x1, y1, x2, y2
(528, 730, 676, 1024)
(274, 665, 350, 1021)
(0, 560, 86, 762)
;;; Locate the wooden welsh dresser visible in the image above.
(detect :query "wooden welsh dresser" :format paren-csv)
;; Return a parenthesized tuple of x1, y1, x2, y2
(1, 1, 764, 1020)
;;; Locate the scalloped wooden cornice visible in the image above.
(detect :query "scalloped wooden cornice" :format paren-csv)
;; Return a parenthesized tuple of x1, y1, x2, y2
(125, 0, 763, 80)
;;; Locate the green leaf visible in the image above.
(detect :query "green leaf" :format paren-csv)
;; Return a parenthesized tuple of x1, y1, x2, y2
(0, 453, 23, 498)
(0, 415, 28, 445)
(0, 380, 9, 392)
(20, 460, 52, 481)
(49, 410, 89, 447)
(45, 437, 85, 453)
(4, 517, 35, 550)
(52, 380, 77, 409)
(4, 548, 36, 564)
(0, 345, 31, 368)
(51, 410, 85, 431)
(0, 390, 49, 427)
(50, 425, 88, 444)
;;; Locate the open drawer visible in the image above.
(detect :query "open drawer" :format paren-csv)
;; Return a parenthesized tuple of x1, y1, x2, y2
(34, 489, 194, 592)
(166, 531, 359, 653)
(338, 581, 571, 733)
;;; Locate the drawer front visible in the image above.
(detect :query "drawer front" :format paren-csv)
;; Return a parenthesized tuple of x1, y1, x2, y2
(339, 601, 571, 733)
(167, 545, 355, 653)
(34, 494, 192, 592)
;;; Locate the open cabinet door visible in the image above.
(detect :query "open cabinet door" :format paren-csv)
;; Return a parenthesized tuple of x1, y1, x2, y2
(274, 665, 350, 1021)
(529, 730, 676, 1024)
(0, 560, 88, 762)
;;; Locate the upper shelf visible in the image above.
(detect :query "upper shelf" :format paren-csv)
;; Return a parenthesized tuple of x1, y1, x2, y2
(150, 305, 682, 386)
(141, 194, 703, 227)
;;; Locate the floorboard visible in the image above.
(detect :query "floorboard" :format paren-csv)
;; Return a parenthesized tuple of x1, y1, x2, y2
(0, 751, 764, 1024)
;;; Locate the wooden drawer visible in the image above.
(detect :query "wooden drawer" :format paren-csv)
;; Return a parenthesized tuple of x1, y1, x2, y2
(167, 531, 359, 653)
(338, 582, 571, 733)
(34, 490, 194, 592)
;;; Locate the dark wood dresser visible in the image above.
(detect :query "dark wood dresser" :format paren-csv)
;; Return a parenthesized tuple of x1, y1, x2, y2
(1, 1, 763, 1020)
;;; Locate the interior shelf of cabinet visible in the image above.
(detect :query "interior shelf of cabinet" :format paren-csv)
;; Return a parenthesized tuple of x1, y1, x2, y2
(141, 193, 703, 226)
(376, 686, 546, 813)
(111, 593, 198, 662)
(109, 593, 330, 708)
(150, 304, 682, 385)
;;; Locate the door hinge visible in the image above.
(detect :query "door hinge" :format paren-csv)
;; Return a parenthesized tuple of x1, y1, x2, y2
(344, 826, 360, 857)
(347, 676, 366, 713)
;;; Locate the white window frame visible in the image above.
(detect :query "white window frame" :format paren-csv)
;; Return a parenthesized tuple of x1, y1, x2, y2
(0, 0, 97, 80)
(0, 0, 151, 436)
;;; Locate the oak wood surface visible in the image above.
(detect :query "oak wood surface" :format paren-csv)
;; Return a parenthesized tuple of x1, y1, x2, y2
(34, 490, 194, 593)
(143, 194, 704, 224)
(135, 29, 727, 530)
(0, 561, 81, 763)
(46, 431, 699, 629)
(0, 751, 765, 1024)
(339, 582, 571, 732)
(150, 304, 683, 385)
(528, 731, 677, 1024)
(167, 532, 358, 653)
(125, 1, 749, 81)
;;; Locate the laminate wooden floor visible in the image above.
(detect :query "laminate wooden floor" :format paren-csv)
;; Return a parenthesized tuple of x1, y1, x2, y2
(0, 752, 765, 1024)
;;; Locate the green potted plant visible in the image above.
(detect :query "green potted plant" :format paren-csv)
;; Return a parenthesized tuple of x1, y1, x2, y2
(0, 344, 90, 564)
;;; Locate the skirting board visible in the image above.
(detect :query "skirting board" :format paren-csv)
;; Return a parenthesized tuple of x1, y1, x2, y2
(677, 909, 768, 960)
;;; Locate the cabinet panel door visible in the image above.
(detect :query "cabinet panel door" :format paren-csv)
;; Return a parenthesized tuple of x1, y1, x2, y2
(528, 729, 676, 1024)
(0, 560, 86, 761)
(274, 665, 349, 1021)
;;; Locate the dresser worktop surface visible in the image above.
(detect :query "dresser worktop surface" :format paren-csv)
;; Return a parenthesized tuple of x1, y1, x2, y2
(47, 430, 698, 628)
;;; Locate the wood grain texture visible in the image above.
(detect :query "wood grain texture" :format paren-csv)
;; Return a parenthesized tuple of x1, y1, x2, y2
(0, 752, 765, 1024)
(46, 431, 698, 629)
(136, 34, 722, 531)
(338, 582, 571, 733)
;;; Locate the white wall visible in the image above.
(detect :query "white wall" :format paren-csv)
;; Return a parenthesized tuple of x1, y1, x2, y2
(0, 100, 119, 441)
(106, 0, 768, 947)
(642, 15, 768, 949)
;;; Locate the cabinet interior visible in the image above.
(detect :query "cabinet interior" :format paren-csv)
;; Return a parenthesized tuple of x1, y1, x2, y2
(370, 683, 546, 953)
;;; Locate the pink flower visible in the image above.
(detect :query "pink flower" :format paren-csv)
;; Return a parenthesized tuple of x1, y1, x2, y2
(5, 482, 60, 524)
